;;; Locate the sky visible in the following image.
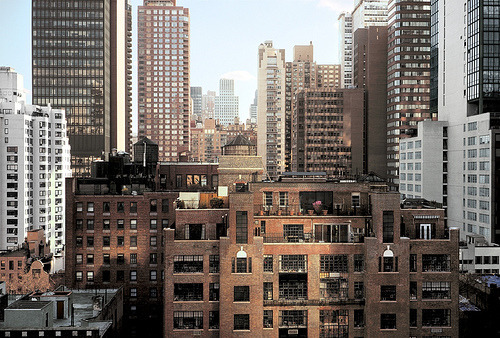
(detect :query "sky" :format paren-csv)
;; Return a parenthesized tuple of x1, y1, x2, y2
(0, 0, 353, 131)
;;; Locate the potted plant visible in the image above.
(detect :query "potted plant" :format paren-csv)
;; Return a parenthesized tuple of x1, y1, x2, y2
(313, 200, 323, 215)
(210, 197, 224, 209)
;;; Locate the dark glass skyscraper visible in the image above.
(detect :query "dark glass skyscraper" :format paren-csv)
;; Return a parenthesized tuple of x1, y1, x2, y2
(32, 0, 132, 177)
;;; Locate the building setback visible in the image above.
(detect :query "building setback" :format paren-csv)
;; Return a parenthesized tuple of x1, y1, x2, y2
(137, 0, 190, 162)
(163, 143, 459, 337)
(32, 0, 132, 176)
(292, 88, 365, 177)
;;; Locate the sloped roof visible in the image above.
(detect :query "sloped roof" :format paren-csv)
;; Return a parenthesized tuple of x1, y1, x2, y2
(224, 134, 254, 147)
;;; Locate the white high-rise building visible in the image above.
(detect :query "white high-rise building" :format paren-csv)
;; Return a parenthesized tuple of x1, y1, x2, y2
(202, 90, 216, 121)
(249, 90, 257, 124)
(257, 41, 286, 179)
(338, 1, 388, 89)
(0, 67, 71, 271)
(352, 0, 389, 31)
(399, 0, 500, 244)
(214, 79, 239, 126)
(338, 12, 353, 88)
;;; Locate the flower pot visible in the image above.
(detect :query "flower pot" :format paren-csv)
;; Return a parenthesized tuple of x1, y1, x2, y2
(307, 210, 314, 216)
(259, 210, 264, 216)
(277, 210, 282, 216)
(289, 210, 295, 216)
(322, 210, 328, 215)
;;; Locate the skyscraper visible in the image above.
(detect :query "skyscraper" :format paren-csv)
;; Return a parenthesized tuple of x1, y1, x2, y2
(249, 90, 258, 124)
(214, 79, 239, 126)
(338, 12, 353, 88)
(190, 86, 202, 121)
(386, 0, 433, 185)
(0, 67, 71, 270)
(32, 0, 132, 177)
(257, 41, 286, 179)
(202, 90, 216, 121)
(351, 0, 389, 31)
(138, 0, 190, 162)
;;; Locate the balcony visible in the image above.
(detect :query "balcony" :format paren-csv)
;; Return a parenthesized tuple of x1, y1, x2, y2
(265, 298, 364, 307)
(255, 204, 371, 217)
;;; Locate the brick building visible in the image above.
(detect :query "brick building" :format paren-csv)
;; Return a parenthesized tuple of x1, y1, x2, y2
(65, 141, 219, 337)
(163, 144, 459, 337)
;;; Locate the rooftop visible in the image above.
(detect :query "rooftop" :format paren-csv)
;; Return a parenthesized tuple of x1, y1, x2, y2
(7, 300, 51, 310)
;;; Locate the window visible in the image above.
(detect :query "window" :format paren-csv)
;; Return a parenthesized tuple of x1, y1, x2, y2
(232, 257, 252, 273)
(279, 192, 288, 207)
(76, 254, 83, 264)
(320, 310, 349, 337)
(422, 309, 450, 327)
(150, 236, 157, 247)
(150, 219, 157, 229)
(162, 199, 169, 213)
(354, 282, 364, 299)
(130, 253, 137, 264)
(263, 282, 273, 300)
(130, 219, 137, 230)
(209, 311, 219, 330)
(103, 202, 110, 213)
(102, 236, 111, 247)
(320, 255, 347, 273)
(162, 219, 169, 229)
(117, 236, 124, 246)
(75, 271, 83, 281)
(117, 202, 124, 213)
(117, 254, 125, 265)
(102, 270, 110, 282)
(280, 255, 307, 273)
(422, 255, 450, 272)
(150, 253, 158, 264)
(86, 220, 94, 230)
(234, 314, 250, 330)
(76, 220, 83, 230)
(173, 311, 203, 330)
(184, 224, 205, 240)
(103, 254, 110, 265)
(279, 310, 307, 328)
(86, 236, 94, 247)
(130, 202, 137, 213)
(320, 276, 348, 300)
(263, 310, 273, 328)
(354, 309, 364, 328)
(176, 175, 183, 188)
(150, 199, 157, 212)
(351, 193, 360, 207)
(149, 287, 157, 298)
(410, 281, 417, 300)
(117, 219, 124, 229)
(173, 255, 203, 273)
(264, 192, 273, 206)
(117, 271, 124, 281)
(209, 255, 219, 273)
(383, 211, 394, 243)
(87, 202, 94, 213)
(381, 285, 396, 301)
(263, 255, 273, 272)
(174, 283, 203, 301)
(86, 254, 94, 265)
(130, 270, 137, 281)
(283, 224, 304, 242)
(150, 270, 157, 281)
(103, 220, 110, 230)
(234, 286, 250, 302)
(354, 254, 364, 272)
(87, 271, 94, 282)
(236, 211, 248, 244)
(410, 309, 417, 327)
(209, 283, 219, 301)
(422, 282, 451, 299)
(381, 314, 396, 329)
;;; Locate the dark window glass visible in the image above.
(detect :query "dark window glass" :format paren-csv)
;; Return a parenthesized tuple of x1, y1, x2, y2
(234, 286, 250, 302)
(383, 211, 394, 243)
(234, 314, 250, 330)
(236, 211, 248, 244)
